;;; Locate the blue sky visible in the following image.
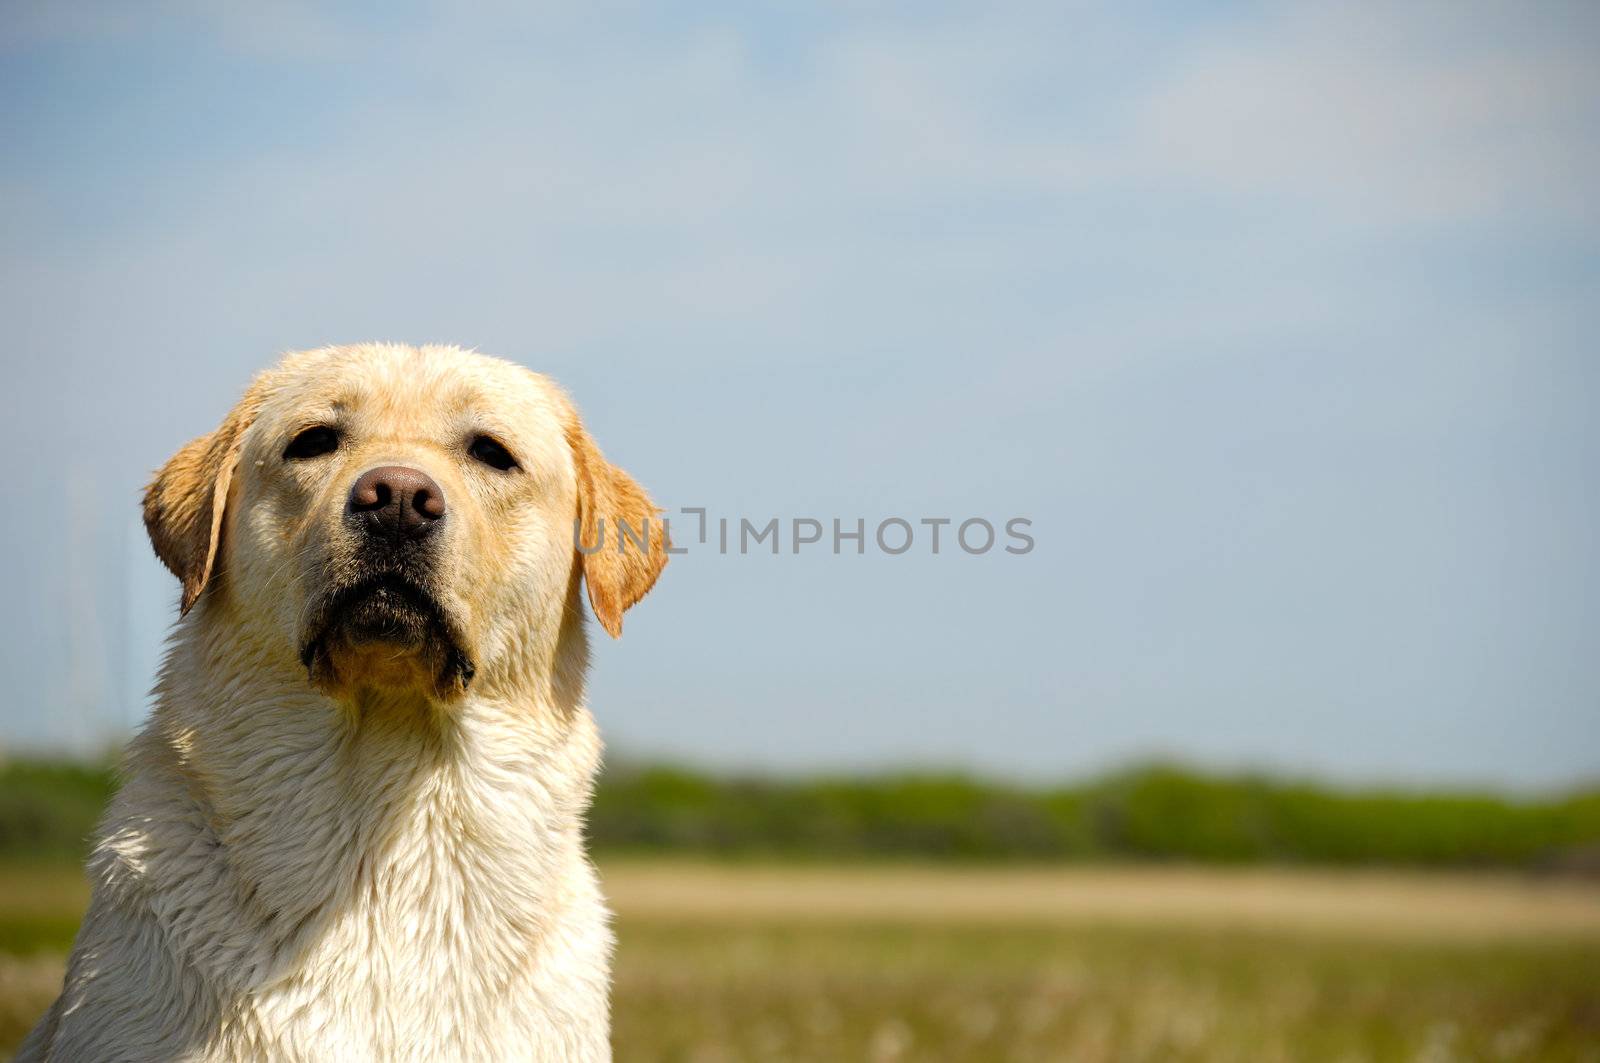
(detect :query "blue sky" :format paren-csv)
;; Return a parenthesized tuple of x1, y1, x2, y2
(1, 1, 1596, 786)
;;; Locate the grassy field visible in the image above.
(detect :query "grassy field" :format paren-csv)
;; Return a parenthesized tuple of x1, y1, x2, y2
(1, 862, 1597, 1061)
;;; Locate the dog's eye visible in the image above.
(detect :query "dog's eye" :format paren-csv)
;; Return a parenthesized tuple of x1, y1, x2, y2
(469, 435, 518, 472)
(284, 426, 340, 460)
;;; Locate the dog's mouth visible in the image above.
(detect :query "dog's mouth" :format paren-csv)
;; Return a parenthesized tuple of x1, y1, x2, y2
(300, 573, 474, 698)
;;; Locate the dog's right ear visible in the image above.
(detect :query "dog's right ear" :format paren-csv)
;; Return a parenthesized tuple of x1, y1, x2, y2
(143, 393, 260, 616)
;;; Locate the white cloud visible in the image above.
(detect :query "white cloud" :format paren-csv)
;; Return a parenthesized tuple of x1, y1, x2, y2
(1129, 0, 1600, 225)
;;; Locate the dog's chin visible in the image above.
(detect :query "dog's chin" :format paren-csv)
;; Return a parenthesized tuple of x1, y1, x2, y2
(300, 576, 475, 702)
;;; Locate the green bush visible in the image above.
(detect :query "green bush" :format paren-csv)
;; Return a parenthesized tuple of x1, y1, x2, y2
(0, 760, 116, 861)
(5, 756, 1598, 868)
(590, 761, 1600, 867)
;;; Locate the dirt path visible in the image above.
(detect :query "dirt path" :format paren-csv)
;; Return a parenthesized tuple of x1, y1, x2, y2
(601, 861, 1600, 939)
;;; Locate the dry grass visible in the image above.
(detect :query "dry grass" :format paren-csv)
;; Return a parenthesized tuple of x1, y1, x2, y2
(603, 860, 1600, 940)
(2, 862, 1598, 1060)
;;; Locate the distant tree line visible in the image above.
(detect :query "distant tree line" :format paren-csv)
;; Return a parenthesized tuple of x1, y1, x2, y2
(4, 757, 1598, 869)
(589, 763, 1600, 868)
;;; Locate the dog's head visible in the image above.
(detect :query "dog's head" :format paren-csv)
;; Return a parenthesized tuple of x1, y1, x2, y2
(143, 344, 666, 702)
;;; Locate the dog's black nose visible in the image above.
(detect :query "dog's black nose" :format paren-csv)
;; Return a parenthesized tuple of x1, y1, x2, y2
(348, 465, 446, 540)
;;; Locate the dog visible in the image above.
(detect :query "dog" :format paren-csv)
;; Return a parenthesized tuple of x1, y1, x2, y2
(18, 343, 668, 1062)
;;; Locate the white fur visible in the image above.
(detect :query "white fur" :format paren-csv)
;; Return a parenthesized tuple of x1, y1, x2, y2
(20, 346, 653, 1062)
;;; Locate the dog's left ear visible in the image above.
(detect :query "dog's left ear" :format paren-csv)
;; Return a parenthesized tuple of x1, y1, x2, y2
(143, 393, 261, 616)
(566, 419, 668, 638)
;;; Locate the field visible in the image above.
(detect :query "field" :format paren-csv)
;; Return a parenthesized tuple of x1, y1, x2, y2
(1, 862, 1597, 1061)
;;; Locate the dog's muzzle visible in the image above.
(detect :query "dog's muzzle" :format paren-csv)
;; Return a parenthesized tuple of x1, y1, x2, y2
(299, 570, 475, 697)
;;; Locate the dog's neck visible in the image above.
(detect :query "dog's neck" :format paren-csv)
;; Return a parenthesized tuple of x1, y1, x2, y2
(97, 591, 601, 996)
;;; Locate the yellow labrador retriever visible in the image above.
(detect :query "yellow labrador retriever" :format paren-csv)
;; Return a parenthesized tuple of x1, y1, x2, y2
(20, 344, 667, 1062)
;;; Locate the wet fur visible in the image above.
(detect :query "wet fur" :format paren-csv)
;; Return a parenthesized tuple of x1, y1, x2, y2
(19, 345, 666, 1062)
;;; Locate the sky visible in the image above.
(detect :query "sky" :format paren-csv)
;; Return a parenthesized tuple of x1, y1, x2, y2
(1, 1, 1596, 788)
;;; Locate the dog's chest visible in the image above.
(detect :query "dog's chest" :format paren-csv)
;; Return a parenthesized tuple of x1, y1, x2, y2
(232, 856, 612, 1062)
(200, 740, 613, 1061)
